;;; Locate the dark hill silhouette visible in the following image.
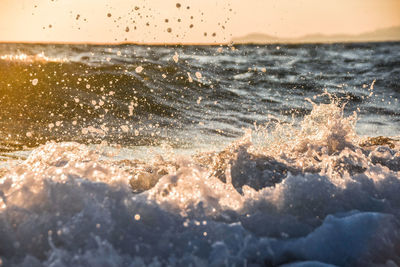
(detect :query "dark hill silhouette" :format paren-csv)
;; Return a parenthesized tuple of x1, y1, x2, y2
(232, 26, 400, 44)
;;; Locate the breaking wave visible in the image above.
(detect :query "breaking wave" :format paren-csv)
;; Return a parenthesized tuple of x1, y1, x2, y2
(1, 100, 399, 266)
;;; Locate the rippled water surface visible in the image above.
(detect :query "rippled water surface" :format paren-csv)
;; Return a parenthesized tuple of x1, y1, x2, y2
(0, 42, 399, 152)
(0, 42, 399, 266)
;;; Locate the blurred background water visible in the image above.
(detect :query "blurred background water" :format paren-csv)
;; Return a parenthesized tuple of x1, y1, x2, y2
(0, 42, 399, 154)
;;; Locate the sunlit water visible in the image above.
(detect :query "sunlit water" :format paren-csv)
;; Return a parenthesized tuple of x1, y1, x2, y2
(0, 42, 399, 266)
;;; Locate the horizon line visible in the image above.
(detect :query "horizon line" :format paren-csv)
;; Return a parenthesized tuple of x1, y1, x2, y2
(0, 40, 231, 46)
(1, 39, 399, 46)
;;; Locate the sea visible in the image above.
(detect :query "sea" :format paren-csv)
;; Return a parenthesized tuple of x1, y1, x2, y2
(0, 42, 399, 266)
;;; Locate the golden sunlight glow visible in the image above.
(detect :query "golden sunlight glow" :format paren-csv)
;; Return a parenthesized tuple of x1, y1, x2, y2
(0, 0, 399, 44)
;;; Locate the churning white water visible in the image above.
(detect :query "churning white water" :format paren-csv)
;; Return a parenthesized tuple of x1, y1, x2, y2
(0, 100, 399, 266)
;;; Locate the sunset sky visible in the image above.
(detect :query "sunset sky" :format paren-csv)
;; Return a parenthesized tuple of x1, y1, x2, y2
(0, 0, 399, 43)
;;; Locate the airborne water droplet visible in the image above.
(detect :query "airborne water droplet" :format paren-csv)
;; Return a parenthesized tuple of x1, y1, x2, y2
(135, 66, 143, 73)
(173, 52, 179, 63)
(121, 125, 129, 133)
(187, 72, 193, 83)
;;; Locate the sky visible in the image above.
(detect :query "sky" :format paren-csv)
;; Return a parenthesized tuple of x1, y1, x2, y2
(0, 0, 399, 44)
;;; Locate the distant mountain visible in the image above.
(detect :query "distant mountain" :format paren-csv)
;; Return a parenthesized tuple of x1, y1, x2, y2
(232, 26, 400, 44)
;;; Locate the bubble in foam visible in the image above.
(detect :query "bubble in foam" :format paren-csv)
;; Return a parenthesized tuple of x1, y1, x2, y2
(32, 78, 38, 86)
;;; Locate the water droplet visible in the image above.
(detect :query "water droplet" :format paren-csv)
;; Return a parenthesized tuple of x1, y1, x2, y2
(173, 52, 179, 63)
(121, 125, 129, 133)
(187, 72, 193, 83)
(135, 66, 143, 73)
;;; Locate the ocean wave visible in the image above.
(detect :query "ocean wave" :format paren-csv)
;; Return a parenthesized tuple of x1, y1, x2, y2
(0, 100, 399, 266)
(1, 43, 400, 152)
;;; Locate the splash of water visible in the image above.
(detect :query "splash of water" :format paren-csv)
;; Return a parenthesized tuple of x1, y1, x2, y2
(0, 99, 399, 266)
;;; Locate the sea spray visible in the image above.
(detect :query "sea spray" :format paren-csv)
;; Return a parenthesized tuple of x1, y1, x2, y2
(1, 43, 399, 153)
(0, 99, 399, 266)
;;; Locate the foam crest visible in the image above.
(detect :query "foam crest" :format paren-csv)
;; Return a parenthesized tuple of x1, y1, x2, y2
(0, 53, 68, 63)
(145, 164, 243, 218)
(0, 100, 399, 266)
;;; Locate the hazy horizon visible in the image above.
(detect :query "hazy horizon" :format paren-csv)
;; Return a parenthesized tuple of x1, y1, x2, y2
(1, 24, 399, 46)
(232, 25, 400, 44)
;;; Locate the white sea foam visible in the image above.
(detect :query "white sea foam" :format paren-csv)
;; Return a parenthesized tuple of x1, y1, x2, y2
(0, 101, 399, 266)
